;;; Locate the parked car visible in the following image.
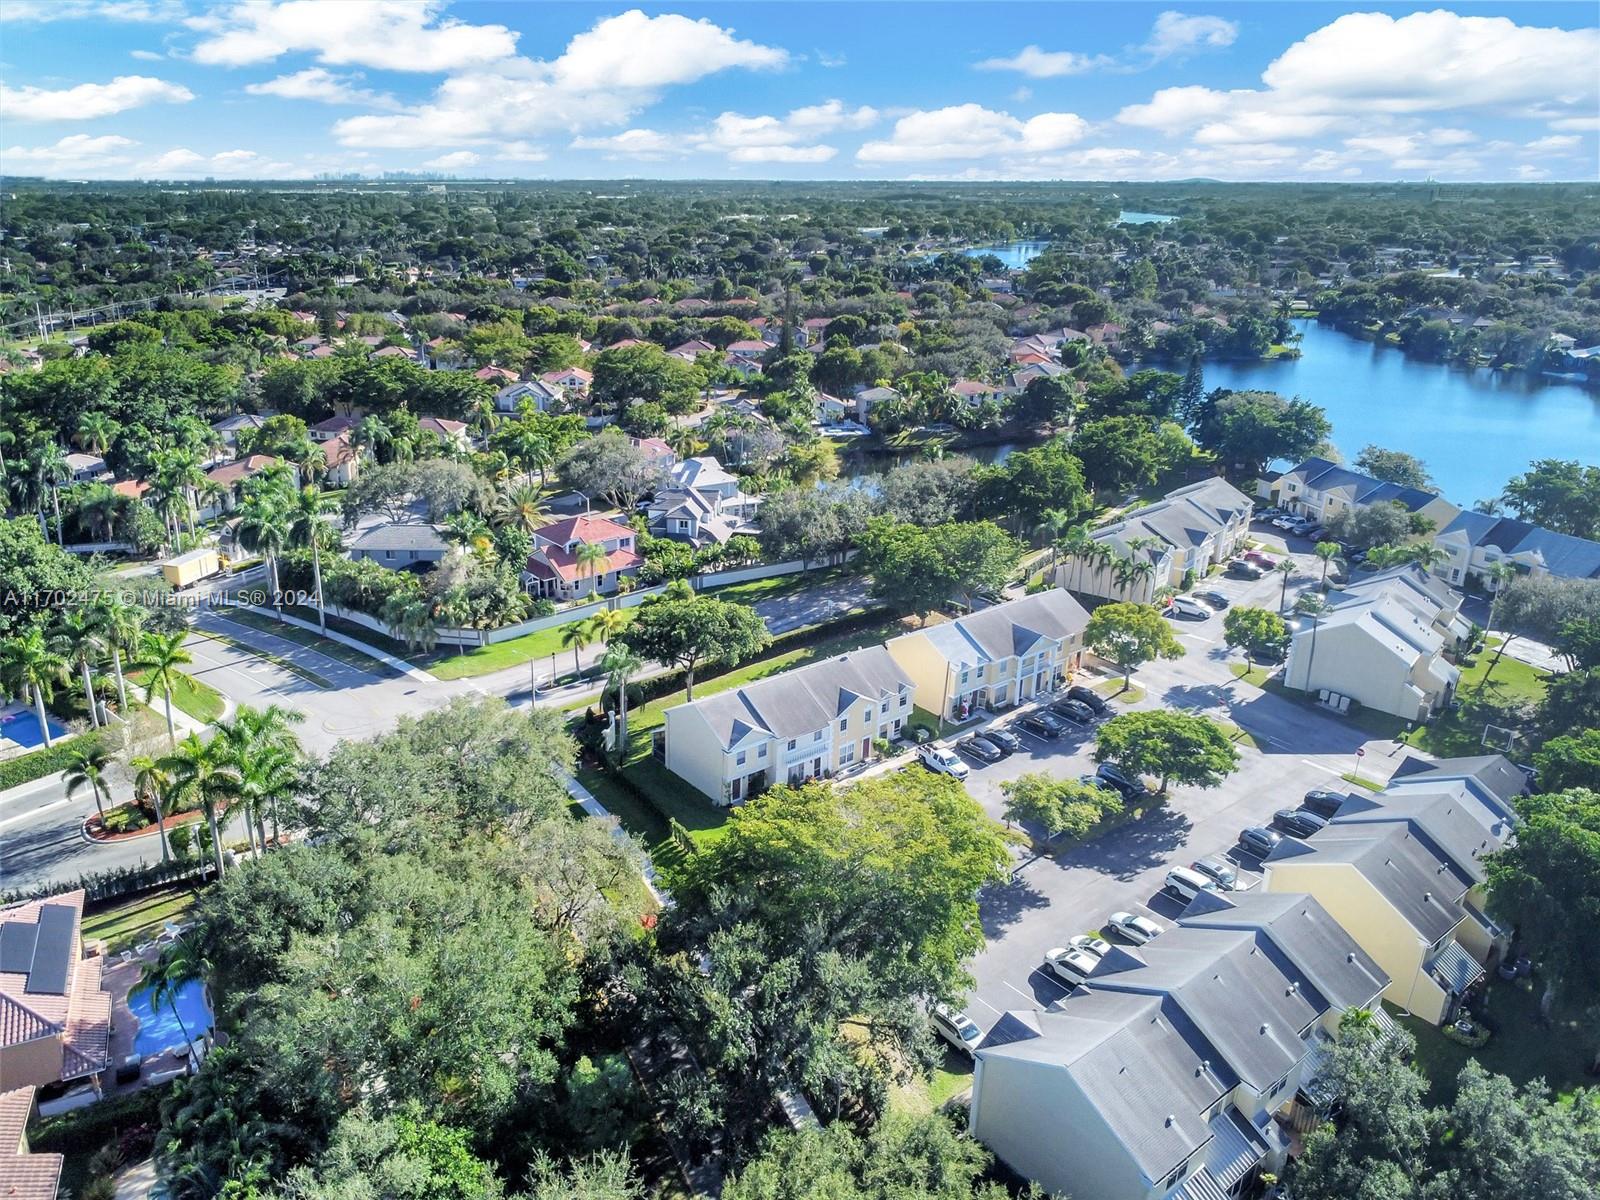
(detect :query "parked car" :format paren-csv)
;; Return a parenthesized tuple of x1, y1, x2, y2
(1191, 856, 1239, 890)
(1107, 911, 1164, 945)
(1166, 596, 1211, 620)
(983, 726, 1023, 755)
(1244, 550, 1279, 568)
(1238, 826, 1282, 858)
(1066, 685, 1110, 714)
(1273, 808, 1329, 840)
(918, 743, 970, 780)
(1194, 590, 1230, 610)
(1302, 788, 1348, 819)
(1043, 945, 1102, 987)
(930, 1003, 984, 1058)
(1291, 521, 1322, 537)
(1068, 933, 1113, 959)
(1049, 698, 1097, 725)
(1078, 773, 1120, 795)
(1226, 560, 1266, 581)
(1096, 762, 1144, 800)
(1164, 866, 1219, 902)
(1272, 515, 1299, 530)
(1018, 711, 1068, 739)
(957, 734, 1005, 764)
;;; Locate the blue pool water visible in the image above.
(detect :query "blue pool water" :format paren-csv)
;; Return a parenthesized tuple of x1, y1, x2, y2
(0, 710, 66, 748)
(129, 979, 213, 1056)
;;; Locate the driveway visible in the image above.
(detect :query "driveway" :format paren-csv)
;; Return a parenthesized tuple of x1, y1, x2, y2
(754, 575, 875, 635)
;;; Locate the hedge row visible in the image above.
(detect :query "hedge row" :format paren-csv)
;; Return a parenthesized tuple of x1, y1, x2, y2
(0, 728, 106, 793)
(0, 856, 214, 906)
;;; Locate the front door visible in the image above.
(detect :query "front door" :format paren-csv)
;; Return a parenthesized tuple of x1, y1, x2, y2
(861, 737, 871, 760)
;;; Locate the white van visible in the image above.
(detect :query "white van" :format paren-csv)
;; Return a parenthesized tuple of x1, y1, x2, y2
(1164, 866, 1219, 902)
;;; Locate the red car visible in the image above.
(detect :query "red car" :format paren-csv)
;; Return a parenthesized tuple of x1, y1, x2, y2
(1243, 550, 1278, 568)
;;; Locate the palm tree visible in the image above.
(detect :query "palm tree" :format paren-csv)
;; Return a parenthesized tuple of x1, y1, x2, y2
(134, 939, 205, 1071)
(236, 492, 290, 619)
(1312, 540, 1341, 591)
(140, 629, 194, 747)
(75, 411, 120, 457)
(217, 704, 304, 849)
(492, 481, 549, 533)
(0, 623, 69, 749)
(561, 619, 593, 675)
(574, 540, 610, 598)
(95, 593, 143, 711)
(600, 643, 644, 761)
(1408, 542, 1449, 574)
(1038, 507, 1077, 565)
(130, 752, 173, 864)
(161, 733, 238, 878)
(1480, 561, 1521, 689)
(285, 486, 332, 633)
(588, 606, 629, 647)
(32, 442, 70, 545)
(63, 742, 114, 824)
(51, 607, 106, 729)
(381, 593, 439, 653)
(1276, 557, 1296, 613)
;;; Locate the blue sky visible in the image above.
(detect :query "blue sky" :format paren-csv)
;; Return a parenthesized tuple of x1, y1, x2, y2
(1, 1, 1596, 181)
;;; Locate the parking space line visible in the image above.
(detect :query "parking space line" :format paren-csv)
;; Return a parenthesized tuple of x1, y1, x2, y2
(1003, 980, 1038, 1005)
(1300, 758, 1342, 776)
(967, 994, 1003, 1018)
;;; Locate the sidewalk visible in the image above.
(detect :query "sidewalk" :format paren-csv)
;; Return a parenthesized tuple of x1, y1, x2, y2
(228, 603, 435, 684)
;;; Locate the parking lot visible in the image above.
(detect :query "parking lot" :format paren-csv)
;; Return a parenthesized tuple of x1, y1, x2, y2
(946, 520, 1412, 1032)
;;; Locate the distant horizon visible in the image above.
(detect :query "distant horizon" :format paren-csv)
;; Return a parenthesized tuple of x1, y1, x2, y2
(2, 3, 1595, 183)
(5, 175, 1597, 188)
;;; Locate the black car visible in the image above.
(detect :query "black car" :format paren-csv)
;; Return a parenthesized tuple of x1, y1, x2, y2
(957, 734, 1004, 764)
(1302, 788, 1348, 819)
(1095, 762, 1143, 799)
(1049, 698, 1097, 725)
(1194, 590, 1230, 611)
(1273, 808, 1329, 840)
(1078, 773, 1120, 795)
(1066, 685, 1109, 714)
(1226, 560, 1265, 580)
(1238, 826, 1282, 858)
(982, 726, 1022, 756)
(1018, 711, 1067, 739)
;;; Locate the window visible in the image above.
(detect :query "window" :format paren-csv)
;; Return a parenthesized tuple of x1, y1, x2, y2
(899, 694, 908, 708)
(880, 700, 889, 715)
(840, 744, 855, 765)
(735, 751, 746, 766)
(839, 718, 848, 733)
(787, 739, 796, 750)
(757, 745, 766, 759)
(960, 670, 969, 684)
(813, 731, 823, 742)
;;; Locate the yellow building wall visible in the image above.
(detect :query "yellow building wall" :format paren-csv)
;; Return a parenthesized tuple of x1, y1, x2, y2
(886, 633, 957, 718)
(0, 1035, 64, 1090)
(1265, 861, 1450, 1024)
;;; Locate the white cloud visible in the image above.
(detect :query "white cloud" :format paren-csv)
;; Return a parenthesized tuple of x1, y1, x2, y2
(1, 1, 182, 22)
(129, 49, 165, 61)
(1521, 134, 1581, 155)
(244, 68, 397, 108)
(858, 104, 1089, 162)
(187, 0, 519, 71)
(546, 10, 785, 90)
(1513, 164, 1551, 180)
(1118, 11, 1599, 153)
(146, 147, 204, 171)
(1548, 115, 1600, 133)
(569, 129, 678, 160)
(0, 75, 193, 121)
(1142, 12, 1239, 60)
(138, 147, 302, 178)
(975, 45, 1113, 78)
(331, 10, 788, 150)
(2, 134, 138, 172)
(423, 150, 480, 170)
(682, 99, 875, 163)
(494, 141, 547, 162)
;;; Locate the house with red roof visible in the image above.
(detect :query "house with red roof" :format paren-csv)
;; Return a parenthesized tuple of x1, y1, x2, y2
(668, 339, 717, 361)
(540, 366, 593, 394)
(310, 415, 357, 443)
(0, 1086, 61, 1200)
(201, 455, 292, 518)
(321, 433, 361, 488)
(475, 365, 519, 386)
(418, 416, 471, 450)
(522, 514, 642, 601)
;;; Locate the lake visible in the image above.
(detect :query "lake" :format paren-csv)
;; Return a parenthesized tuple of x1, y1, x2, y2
(1197, 320, 1600, 507)
(1117, 211, 1177, 225)
(962, 241, 1050, 270)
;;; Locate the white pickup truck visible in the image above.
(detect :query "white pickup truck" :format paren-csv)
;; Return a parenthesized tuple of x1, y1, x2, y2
(917, 742, 970, 780)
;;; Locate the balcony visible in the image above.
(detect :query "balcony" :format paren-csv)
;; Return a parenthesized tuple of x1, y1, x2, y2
(1426, 940, 1485, 996)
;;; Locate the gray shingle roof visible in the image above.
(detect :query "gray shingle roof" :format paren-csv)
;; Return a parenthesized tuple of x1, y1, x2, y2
(1092, 477, 1252, 558)
(912, 590, 1090, 668)
(1329, 789, 1511, 886)
(669, 646, 912, 749)
(349, 522, 448, 553)
(1282, 457, 1442, 514)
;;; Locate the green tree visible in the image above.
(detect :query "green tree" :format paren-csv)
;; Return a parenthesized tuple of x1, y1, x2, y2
(1313, 540, 1342, 590)
(859, 518, 1021, 618)
(1500, 459, 1600, 540)
(600, 642, 644, 760)
(999, 772, 1122, 840)
(557, 427, 668, 511)
(1082, 601, 1185, 689)
(1189, 389, 1331, 475)
(1223, 606, 1290, 666)
(134, 937, 206, 1072)
(285, 485, 334, 633)
(236, 490, 292, 620)
(591, 342, 703, 420)
(1093, 709, 1239, 794)
(139, 628, 194, 747)
(162, 732, 239, 877)
(1071, 416, 1183, 494)
(0, 622, 69, 748)
(1486, 788, 1600, 1042)
(618, 595, 769, 701)
(1354, 445, 1435, 491)
(63, 740, 114, 824)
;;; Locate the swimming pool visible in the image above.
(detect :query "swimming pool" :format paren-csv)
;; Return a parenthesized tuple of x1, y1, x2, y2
(1, 709, 67, 749)
(129, 979, 213, 1057)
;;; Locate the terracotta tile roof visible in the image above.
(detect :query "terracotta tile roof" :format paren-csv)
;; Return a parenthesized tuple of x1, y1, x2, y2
(322, 433, 356, 467)
(0, 1089, 62, 1200)
(533, 514, 635, 546)
(310, 415, 356, 434)
(205, 455, 278, 487)
(527, 544, 642, 584)
(475, 366, 518, 383)
(417, 417, 466, 437)
(111, 479, 149, 500)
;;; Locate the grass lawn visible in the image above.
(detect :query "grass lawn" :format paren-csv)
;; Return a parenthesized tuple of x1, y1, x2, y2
(889, 1047, 974, 1117)
(705, 564, 850, 606)
(1388, 976, 1593, 1104)
(1258, 677, 1412, 741)
(1341, 772, 1383, 791)
(81, 886, 200, 954)
(426, 617, 626, 681)
(1400, 644, 1550, 758)
(128, 666, 225, 724)
(1093, 678, 1147, 704)
(217, 607, 402, 678)
(1228, 662, 1275, 688)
